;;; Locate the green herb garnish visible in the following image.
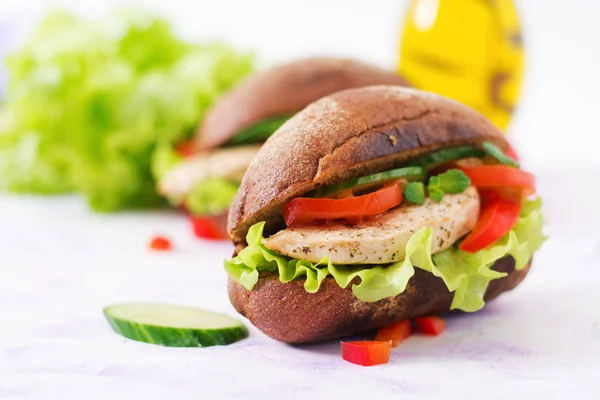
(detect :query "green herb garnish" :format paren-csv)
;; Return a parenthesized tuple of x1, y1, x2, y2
(428, 186, 444, 202)
(404, 182, 425, 204)
(427, 169, 471, 202)
(482, 142, 519, 167)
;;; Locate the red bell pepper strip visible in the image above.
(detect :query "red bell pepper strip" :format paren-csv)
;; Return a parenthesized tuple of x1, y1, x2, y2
(459, 191, 521, 253)
(341, 341, 392, 366)
(283, 184, 403, 227)
(459, 165, 535, 196)
(415, 317, 446, 336)
(375, 320, 412, 347)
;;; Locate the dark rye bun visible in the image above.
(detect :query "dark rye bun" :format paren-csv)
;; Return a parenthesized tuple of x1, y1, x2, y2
(229, 257, 532, 344)
(228, 86, 508, 246)
(194, 58, 409, 150)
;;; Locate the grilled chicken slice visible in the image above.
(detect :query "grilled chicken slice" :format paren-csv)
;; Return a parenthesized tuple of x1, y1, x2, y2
(158, 144, 261, 198)
(263, 186, 480, 264)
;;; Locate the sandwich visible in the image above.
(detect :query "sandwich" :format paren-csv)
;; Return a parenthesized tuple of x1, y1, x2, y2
(155, 58, 408, 238)
(224, 86, 545, 343)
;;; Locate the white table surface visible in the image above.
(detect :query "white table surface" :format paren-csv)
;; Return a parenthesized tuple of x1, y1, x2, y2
(2, 169, 599, 399)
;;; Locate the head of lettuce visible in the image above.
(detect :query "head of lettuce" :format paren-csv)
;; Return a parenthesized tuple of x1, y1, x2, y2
(0, 10, 254, 211)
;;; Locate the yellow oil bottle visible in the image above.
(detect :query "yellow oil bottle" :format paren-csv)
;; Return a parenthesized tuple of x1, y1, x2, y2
(399, 0, 524, 131)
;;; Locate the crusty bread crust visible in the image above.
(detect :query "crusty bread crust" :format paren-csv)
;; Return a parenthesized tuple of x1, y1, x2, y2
(194, 58, 409, 150)
(229, 257, 531, 344)
(228, 86, 508, 245)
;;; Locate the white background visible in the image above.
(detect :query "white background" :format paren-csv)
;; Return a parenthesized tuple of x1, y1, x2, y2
(1, 1, 600, 399)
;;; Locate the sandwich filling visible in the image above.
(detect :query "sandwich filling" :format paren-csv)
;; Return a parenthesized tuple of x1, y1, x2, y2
(153, 115, 291, 217)
(224, 143, 546, 312)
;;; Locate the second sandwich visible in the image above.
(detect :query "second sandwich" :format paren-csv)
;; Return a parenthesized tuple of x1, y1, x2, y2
(155, 58, 408, 238)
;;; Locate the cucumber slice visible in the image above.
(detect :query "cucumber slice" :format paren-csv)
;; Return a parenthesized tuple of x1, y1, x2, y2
(410, 146, 485, 169)
(104, 303, 249, 347)
(308, 166, 425, 198)
(481, 142, 520, 167)
(226, 114, 291, 146)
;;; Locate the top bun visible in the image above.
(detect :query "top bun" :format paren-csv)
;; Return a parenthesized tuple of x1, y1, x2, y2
(194, 57, 409, 150)
(228, 86, 508, 246)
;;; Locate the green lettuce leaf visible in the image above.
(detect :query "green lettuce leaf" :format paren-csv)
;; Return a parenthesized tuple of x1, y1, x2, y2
(150, 113, 288, 213)
(150, 142, 239, 215)
(0, 10, 253, 211)
(151, 142, 184, 183)
(186, 178, 239, 216)
(224, 198, 546, 312)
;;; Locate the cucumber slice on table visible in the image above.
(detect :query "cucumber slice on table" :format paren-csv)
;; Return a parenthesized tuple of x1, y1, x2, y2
(309, 166, 425, 197)
(104, 303, 249, 347)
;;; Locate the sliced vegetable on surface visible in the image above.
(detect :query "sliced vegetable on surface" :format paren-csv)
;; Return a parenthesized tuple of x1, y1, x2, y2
(190, 214, 229, 240)
(415, 317, 446, 336)
(375, 320, 413, 347)
(341, 341, 392, 366)
(104, 303, 248, 347)
(149, 236, 173, 251)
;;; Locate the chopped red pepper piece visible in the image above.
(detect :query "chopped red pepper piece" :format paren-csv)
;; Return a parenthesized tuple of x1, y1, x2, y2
(149, 236, 173, 251)
(415, 317, 446, 336)
(190, 214, 229, 240)
(375, 320, 412, 347)
(341, 341, 391, 366)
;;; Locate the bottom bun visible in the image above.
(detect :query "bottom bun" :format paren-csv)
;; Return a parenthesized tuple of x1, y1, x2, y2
(228, 256, 531, 344)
